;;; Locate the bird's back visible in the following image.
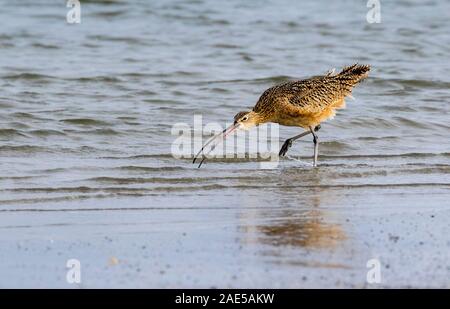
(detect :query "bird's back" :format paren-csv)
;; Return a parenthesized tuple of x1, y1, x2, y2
(253, 64, 370, 128)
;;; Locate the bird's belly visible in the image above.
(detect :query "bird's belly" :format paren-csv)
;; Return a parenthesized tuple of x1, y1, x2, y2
(274, 113, 320, 129)
(276, 117, 308, 127)
(275, 107, 340, 129)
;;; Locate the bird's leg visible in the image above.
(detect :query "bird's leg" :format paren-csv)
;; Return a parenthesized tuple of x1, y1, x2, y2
(310, 126, 319, 167)
(279, 131, 311, 157)
(278, 125, 321, 157)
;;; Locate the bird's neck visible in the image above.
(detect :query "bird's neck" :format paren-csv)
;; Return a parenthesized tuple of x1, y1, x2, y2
(251, 111, 272, 126)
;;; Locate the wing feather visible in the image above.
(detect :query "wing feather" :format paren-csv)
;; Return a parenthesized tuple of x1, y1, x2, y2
(252, 64, 370, 118)
(281, 77, 345, 114)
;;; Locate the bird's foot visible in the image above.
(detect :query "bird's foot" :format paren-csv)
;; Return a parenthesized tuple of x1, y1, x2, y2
(279, 139, 293, 157)
(314, 125, 321, 132)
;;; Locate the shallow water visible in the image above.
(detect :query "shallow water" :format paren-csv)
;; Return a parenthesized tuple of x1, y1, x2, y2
(0, 0, 449, 287)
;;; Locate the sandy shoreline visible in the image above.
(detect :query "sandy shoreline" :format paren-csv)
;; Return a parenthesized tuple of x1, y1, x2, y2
(1, 156, 448, 288)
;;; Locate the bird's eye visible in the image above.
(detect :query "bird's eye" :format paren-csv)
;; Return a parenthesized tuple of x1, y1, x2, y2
(242, 116, 248, 121)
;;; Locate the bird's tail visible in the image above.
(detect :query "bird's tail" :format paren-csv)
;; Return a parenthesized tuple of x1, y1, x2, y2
(336, 63, 371, 84)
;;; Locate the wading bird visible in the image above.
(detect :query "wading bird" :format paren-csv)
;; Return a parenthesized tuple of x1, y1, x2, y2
(193, 64, 370, 168)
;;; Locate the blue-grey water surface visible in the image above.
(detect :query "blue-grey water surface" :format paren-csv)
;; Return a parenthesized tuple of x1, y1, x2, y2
(0, 0, 449, 287)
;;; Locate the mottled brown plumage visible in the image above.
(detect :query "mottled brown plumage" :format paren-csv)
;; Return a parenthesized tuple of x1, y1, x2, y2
(194, 64, 370, 167)
(245, 63, 370, 129)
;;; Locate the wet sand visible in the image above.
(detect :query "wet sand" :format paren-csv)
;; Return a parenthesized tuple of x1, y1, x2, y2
(1, 154, 448, 288)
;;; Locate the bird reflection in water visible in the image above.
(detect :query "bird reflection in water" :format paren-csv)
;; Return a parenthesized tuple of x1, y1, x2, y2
(257, 208, 346, 249)
(240, 170, 346, 250)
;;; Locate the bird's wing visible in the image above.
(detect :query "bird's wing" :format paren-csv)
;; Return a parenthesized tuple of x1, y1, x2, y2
(253, 64, 370, 116)
(282, 77, 346, 114)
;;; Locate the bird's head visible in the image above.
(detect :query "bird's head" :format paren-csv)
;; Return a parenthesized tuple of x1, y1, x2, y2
(233, 110, 260, 130)
(192, 110, 263, 168)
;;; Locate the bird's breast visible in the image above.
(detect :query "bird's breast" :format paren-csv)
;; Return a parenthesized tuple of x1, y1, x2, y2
(273, 114, 314, 129)
(273, 111, 335, 129)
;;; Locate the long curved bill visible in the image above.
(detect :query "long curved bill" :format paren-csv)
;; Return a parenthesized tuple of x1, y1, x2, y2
(193, 123, 240, 168)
